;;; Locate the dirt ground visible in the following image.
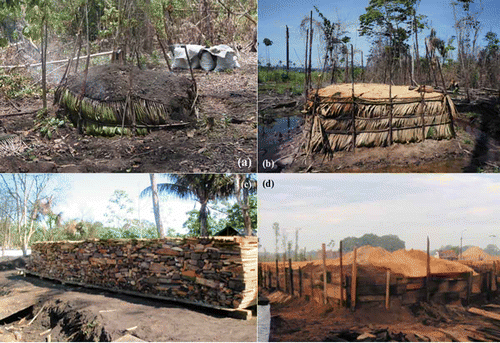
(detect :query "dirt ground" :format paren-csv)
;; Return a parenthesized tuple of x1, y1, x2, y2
(264, 290, 500, 342)
(258, 91, 500, 173)
(0, 51, 256, 173)
(0, 257, 256, 342)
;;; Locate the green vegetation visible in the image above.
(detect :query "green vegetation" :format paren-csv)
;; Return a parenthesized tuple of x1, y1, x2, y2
(0, 69, 40, 99)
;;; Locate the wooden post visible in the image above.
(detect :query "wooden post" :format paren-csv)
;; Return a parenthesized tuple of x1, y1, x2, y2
(257, 265, 264, 287)
(385, 269, 391, 310)
(436, 58, 456, 137)
(351, 44, 356, 152)
(467, 271, 472, 306)
(340, 240, 344, 307)
(322, 243, 327, 304)
(426, 236, 430, 302)
(419, 95, 426, 141)
(308, 11, 313, 89)
(310, 268, 314, 301)
(304, 29, 309, 102)
(351, 247, 357, 311)
(289, 258, 294, 296)
(283, 253, 288, 293)
(493, 261, 498, 291)
(299, 267, 303, 297)
(286, 25, 290, 72)
(351, 44, 355, 88)
(388, 82, 393, 145)
(361, 50, 364, 82)
(275, 257, 280, 290)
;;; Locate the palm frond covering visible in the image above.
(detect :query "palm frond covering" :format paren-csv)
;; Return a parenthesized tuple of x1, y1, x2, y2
(304, 83, 457, 154)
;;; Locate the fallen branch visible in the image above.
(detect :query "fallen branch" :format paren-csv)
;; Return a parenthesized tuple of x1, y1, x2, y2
(468, 307, 500, 321)
(27, 305, 45, 326)
(1, 109, 40, 118)
(39, 329, 52, 336)
(0, 51, 114, 69)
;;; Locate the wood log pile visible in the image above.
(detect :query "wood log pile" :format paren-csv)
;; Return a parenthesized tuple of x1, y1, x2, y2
(27, 237, 258, 309)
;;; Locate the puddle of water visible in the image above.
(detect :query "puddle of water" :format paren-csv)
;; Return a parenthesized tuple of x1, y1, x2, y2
(257, 305, 271, 342)
(259, 115, 303, 160)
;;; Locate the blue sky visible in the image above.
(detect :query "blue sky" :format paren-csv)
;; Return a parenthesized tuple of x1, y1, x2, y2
(51, 174, 210, 234)
(258, 0, 500, 68)
(258, 174, 500, 253)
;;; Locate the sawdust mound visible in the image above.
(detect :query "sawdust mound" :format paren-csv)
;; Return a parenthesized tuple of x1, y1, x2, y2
(462, 246, 499, 261)
(323, 245, 474, 278)
(316, 83, 444, 99)
(66, 64, 194, 103)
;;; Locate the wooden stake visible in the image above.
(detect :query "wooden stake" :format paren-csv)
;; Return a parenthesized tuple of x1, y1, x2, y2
(322, 243, 327, 304)
(283, 253, 287, 293)
(385, 269, 390, 309)
(310, 268, 314, 301)
(289, 258, 294, 295)
(308, 11, 313, 89)
(275, 257, 279, 290)
(351, 247, 357, 311)
(467, 271, 472, 306)
(286, 25, 290, 72)
(351, 44, 356, 152)
(183, 46, 197, 94)
(340, 240, 344, 307)
(304, 29, 309, 102)
(426, 236, 430, 302)
(299, 267, 303, 297)
(156, 32, 172, 71)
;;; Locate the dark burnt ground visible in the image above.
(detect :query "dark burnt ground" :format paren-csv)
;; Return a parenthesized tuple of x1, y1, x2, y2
(0, 270, 257, 342)
(264, 290, 500, 342)
(0, 51, 256, 173)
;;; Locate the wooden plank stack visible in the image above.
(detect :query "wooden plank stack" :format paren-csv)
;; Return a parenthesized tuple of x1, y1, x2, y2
(27, 237, 258, 310)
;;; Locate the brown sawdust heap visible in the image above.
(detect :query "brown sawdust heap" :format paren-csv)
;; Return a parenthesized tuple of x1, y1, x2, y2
(462, 246, 499, 261)
(285, 245, 474, 278)
(315, 83, 444, 100)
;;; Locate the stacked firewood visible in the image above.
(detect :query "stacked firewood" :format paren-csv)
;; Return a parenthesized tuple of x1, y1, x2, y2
(27, 237, 258, 309)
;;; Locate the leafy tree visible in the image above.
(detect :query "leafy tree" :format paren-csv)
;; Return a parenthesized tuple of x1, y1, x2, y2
(0, 174, 55, 255)
(183, 209, 222, 236)
(141, 174, 235, 236)
(485, 244, 500, 256)
(341, 233, 405, 252)
(104, 190, 134, 228)
(359, 0, 421, 83)
(263, 37, 273, 66)
(312, 6, 350, 83)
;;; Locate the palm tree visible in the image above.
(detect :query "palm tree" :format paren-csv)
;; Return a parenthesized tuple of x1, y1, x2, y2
(149, 174, 166, 238)
(141, 174, 235, 236)
(263, 38, 273, 66)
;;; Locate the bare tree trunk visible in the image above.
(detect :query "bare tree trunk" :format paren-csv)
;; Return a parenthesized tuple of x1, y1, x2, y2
(199, 200, 208, 236)
(414, 12, 421, 84)
(41, 17, 48, 114)
(345, 48, 349, 83)
(235, 175, 252, 236)
(149, 174, 165, 238)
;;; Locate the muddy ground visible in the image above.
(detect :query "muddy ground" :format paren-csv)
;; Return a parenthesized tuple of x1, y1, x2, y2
(0, 51, 256, 173)
(0, 257, 256, 342)
(258, 91, 500, 173)
(264, 290, 500, 342)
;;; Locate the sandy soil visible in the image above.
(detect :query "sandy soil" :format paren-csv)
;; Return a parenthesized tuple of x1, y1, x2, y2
(0, 51, 257, 173)
(258, 92, 500, 173)
(0, 258, 256, 342)
(264, 289, 500, 342)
